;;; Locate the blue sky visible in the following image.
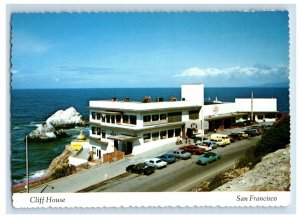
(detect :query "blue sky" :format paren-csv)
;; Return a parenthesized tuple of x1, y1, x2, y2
(11, 12, 289, 89)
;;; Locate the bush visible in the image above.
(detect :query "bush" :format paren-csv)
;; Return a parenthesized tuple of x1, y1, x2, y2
(235, 145, 260, 169)
(256, 116, 290, 156)
(52, 164, 75, 179)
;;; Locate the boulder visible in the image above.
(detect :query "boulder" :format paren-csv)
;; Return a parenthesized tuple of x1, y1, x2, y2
(27, 107, 86, 142)
(46, 107, 85, 129)
(27, 123, 69, 142)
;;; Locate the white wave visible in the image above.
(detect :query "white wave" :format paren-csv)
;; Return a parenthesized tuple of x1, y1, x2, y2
(13, 169, 47, 185)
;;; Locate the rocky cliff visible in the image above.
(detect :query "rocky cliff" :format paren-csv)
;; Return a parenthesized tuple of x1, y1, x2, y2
(214, 147, 290, 191)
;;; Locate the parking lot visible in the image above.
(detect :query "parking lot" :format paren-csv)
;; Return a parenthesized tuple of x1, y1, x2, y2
(84, 134, 262, 192)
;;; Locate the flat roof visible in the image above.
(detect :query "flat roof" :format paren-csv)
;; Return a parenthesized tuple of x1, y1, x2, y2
(89, 100, 202, 112)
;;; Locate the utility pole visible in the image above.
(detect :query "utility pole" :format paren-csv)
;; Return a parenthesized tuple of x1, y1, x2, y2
(25, 135, 29, 193)
(251, 92, 254, 123)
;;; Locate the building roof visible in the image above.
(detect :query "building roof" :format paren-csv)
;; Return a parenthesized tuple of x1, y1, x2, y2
(89, 100, 202, 112)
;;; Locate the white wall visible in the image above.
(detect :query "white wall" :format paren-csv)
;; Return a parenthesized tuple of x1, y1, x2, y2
(204, 103, 237, 116)
(181, 84, 204, 105)
(235, 98, 277, 112)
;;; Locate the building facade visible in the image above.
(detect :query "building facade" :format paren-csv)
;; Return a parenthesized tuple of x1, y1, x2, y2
(88, 84, 204, 159)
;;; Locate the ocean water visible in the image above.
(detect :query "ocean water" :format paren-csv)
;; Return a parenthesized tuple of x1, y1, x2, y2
(11, 87, 289, 184)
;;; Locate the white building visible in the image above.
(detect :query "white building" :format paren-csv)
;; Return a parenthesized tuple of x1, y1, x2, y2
(203, 97, 279, 132)
(87, 84, 204, 159)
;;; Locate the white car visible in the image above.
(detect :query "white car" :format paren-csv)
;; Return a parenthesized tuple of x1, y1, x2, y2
(144, 158, 167, 169)
(195, 143, 213, 151)
(210, 139, 226, 147)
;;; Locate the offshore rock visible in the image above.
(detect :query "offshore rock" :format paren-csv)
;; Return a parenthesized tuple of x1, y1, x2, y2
(26, 107, 85, 142)
(46, 107, 85, 129)
(27, 123, 69, 142)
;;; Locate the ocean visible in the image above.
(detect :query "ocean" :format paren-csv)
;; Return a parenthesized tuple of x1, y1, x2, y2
(11, 87, 289, 184)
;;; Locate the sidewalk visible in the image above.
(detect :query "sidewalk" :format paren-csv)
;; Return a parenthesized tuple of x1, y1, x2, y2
(29, 140, 182, 193)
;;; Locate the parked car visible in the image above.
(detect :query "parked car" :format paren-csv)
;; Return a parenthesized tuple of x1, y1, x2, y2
(180, 145, 206, 154)
(126, 163, 155, 175)
(156, 154, 176, 164)
(167, 149, 192, 160)
(191, 135, 208, 143)
(244, 129, 259, 137)
(238, 131, 249, 139)
(194, 143, 213, 151)
(196, 152, 221, 165)
(145, 158, 167, 169)
(228, 133, 243, 142)
(202, 140, 218, 149)
(210, 138, 226, 147)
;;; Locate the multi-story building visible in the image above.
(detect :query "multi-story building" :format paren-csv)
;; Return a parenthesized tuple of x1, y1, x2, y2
(88, 84, 204, 159)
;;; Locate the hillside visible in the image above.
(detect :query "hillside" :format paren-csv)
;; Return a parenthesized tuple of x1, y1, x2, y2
(214, 147, 290, 191)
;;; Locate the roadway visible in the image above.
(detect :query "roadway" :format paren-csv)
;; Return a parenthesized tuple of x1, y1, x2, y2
(82, 136, 261, 192)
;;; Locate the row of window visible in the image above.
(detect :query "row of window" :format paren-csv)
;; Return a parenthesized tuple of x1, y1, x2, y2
(143, 128, 181, 143)
(91, 112, 137, 125)
(91, 126, 106, 138)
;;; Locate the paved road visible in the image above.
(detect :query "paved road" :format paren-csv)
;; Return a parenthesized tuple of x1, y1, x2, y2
(83, 136, 261, 192)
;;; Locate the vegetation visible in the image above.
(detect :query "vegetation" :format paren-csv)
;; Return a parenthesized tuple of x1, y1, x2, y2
(256, 116, 290, 156)
(52, 164, 76, 179)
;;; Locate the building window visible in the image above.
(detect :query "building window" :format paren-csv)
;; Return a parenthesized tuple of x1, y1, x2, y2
(168, 112, 182, 123)
(189, 110, 199, 120)
(152, 132, 159, 141)
(123, 115, 129, 124)
(175, 128, 181, 137)
(168, 129, 174, 138)
(143, 133, 151, 143)
(111, 115, 115, 123)
(152, 114, 159, 121)
(143, 115, 151, 123)
(91, 112, 96, 120)
(106, 115, 111, 123)
(102, 130, 106, 138)
(116, 115, 121, 124)
(130, 115, 137, 125)
(101, 114, 106, 122)
(96, 113, 101, 120)
(160, 130, 167, 139)
(96, 127, 101, 135)
(92, 126, 96, 134)
(257, 115, 264, 120)
(160, 114, 167, 120)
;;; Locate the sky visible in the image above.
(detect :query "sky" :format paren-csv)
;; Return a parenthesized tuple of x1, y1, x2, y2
(11, 12, 290, 89)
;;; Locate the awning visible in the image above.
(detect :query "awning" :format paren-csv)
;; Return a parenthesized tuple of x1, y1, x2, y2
(107, 135, 139, 142)
(89, 137, 109, 146)
(89, 108, 122, 115)
(205, 112, 248, 121)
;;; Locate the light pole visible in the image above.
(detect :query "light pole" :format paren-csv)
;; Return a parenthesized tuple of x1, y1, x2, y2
(25, 135, 29, 193)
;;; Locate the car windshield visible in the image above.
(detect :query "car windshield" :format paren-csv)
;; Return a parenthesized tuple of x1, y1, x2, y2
(181, 151, 187, 154)
(156, 160, 162, 163)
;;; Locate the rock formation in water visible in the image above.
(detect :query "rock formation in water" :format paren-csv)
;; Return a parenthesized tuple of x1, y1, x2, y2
(27, 107, 87, 142)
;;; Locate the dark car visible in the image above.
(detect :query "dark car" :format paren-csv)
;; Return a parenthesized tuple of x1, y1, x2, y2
(180, 145, 206, 155)
(157, 154, 176, 164)
(126, 163, 155, 175)
(191, 135, 208, 143)
(244, 129, 259, 137)
(228, 133, 243, 142)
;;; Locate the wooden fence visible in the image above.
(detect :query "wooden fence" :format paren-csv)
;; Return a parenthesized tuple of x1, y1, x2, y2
(103, 149, 124, 163)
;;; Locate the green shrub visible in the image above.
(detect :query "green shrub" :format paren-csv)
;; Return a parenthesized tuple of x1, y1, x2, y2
(52, 164, 75, 179)
(235, 145, 260, 169)
(256, 116, 290, 156)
